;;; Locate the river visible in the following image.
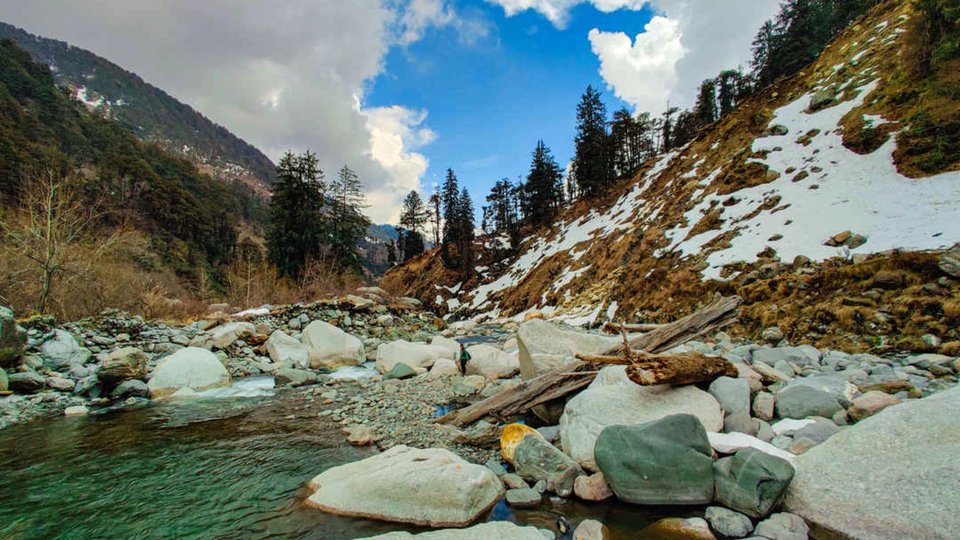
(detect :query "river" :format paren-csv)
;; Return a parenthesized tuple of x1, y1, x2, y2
(0, 376, 695, 539)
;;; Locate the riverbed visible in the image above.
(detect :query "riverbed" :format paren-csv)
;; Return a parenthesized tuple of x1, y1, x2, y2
(0, 376, 695, 539)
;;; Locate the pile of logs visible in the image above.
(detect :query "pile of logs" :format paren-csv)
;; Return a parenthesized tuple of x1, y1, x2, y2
(436, 295, 742, 427)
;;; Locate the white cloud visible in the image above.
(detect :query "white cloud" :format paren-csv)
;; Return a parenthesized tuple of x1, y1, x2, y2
(490, 0, 780, 114)
(588, 16, 685, 114)
(0, 0, 462, 224)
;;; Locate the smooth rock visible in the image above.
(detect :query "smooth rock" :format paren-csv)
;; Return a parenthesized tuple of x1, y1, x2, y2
(501, 473, 528, 490)
(710, 376, 751, 418)
(0, 366, 7, 392)
(302, 321, 364, 369)
(112, 379, 150, 399)
(265, 330, 310, 369)
(775, 385, 842, 419)
(64, 405, 89, 416)
(147, 347, 231, 398)
(305, 445, 503, 527)
(573, 519, 610, 540)
(714, 448, 795, 518)
(344, 425, 378, 446)
(753, 392, 775, 421)
(46, 376, 75, 392)
(210, 322, 255, 349)
(848, 390, 900, 421)
(708, 432, 796, 462)
(99, 347, 148, 387)
(517, 320, 618, 379)
(39, 330, 90, 369)
(0, 306, 26, 368)
(513, 432, 583, 496)
(375, 340, 447, 373)
(705, 506, 754, 538)
(429, 336, 460, 359)
(465, 344, 520, 380)
(8, 371, 45, 394)
(595, 415, 714, 505)
(640, 517, 716, 540)
(274, 368, 318, 387)
(358, 521, 550, 540)
(754, 512, 809, 540)
(428, 358, 459, 379)
(501, 423, 541, 462)
(560, 377, 723, 470)
(784, 386, 960, 539)
(505, 488, 542, 508)
(574, 472, 614, 502)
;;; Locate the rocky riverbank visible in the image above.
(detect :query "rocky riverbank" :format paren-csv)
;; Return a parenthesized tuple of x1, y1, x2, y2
(2, 289, 959, 539)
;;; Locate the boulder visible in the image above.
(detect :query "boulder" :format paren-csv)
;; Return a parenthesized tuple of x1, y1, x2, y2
(265, 330, 310, 369)
(754, 512, 809, 540)
(784, 373, 858, 404)
(640, 517, 716, 540)
(500, 423, 541, 462)
(39, 330, 91, 369)
(8, 371, 45, 394)
(375, 340, 447, 374)
(305, 445, 503, 527)
(775, 385, 842, 419)
(512, 432, 583, 496)
(572, 519, 610, 540)
(302, 321, 364, 369)
(517, 319, 619, 379)
(383, 362, 417, 381)
(98, 347, 148, 387)
(428, 359, 459, 379)
(595, 415, 715, 505)
(112, 379, 150, 399)
(784, 386, 960, 539)
(429, 336, 461, 359)
(0, 367, 7, 392)
(0, 306, 26, 368)
(560, 378, 723, 470)
(274, 368, 318, 387)
(46, 376, 75, 392)
(705, 506, 754, 538)
(357, 521, 550, 540)
(709, 376, 751, 418)
(714, 447, 795, 518)
(210, 322, 256, 349)
(848, 390, 900, 421)
(505, 487, 541, 508)
(465, 344, 520, 380)
(147, 347, 231, 398)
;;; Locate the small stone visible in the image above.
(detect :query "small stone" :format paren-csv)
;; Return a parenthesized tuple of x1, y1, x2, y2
(64, 405, 89, 416)
(641, 517, 716, 540)
(505, 488, 542, 508)
(705, 506, 754, 538)
(754, 512, 809, 540)
(848, 391, 900, 421)
(753, 392, 775, 421)
(502, 473, 529, 490)
(574, 472, 614, 502)
(762, 327, 785, 344)
(572, 519, 609, 540)
(714, 448, 795, 519)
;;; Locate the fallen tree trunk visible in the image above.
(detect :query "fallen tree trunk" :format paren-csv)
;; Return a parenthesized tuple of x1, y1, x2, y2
(436, 295, 741, 427)
(577, 351, 738, 386)
(602, 322, 666, 334)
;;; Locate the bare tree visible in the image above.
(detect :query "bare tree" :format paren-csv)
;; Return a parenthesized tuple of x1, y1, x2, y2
(0, 170, 116, 313)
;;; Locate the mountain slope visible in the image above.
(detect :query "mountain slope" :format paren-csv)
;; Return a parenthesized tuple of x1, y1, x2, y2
(385, 0, 960, 354)
(0, 21, 275, 191)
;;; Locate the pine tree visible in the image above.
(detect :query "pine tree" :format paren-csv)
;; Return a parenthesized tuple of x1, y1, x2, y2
(572, 85, 613, 198)
(398, 190, 429, 261)
(328, 165, 371, 273)
(455, 188, 475, 271)
(524, 140, 564, 226)
(661, 106, 679, 152)
(387, 239, 398, 266)
(267, 151, 326, 278)
(440, 169, 460, 266)
(428, 191, 441, 247)
(695, 79, 718, 127)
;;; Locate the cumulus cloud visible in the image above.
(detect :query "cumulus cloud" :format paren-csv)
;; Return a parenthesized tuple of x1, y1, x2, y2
(490, 0, 780, 113)
(588, 16, 685, 114)
(0, 0, 460, 223)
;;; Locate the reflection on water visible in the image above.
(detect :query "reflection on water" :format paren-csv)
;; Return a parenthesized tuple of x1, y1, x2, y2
(0, 376, 690, 540)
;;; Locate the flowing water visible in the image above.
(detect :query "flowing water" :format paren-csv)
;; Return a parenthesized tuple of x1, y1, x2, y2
(0, 376, 694, 540)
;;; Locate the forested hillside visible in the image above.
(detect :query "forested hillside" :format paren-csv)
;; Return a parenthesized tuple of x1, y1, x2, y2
(0, 22, 276, 188)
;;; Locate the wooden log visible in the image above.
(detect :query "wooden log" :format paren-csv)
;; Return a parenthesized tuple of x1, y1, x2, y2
(577, 351, 738, 386)
(602, 322, 666, 334)
(435, 295, 742, 427)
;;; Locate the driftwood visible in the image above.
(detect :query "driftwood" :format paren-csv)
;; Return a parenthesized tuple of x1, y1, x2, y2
(602, 322, 666, 334)
(577, 350, 738, 386)
(436, 295, 742, 427)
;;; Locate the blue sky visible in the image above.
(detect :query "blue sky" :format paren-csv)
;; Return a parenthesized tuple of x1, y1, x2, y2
(368, 1, 659, 202)
(0, 0, 779, 222)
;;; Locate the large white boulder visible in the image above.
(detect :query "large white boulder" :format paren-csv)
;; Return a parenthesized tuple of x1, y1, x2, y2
(305, 445, 503, 527)
(147, 347, 231, 398)
(265, 330, 309, 369)
(784, 386, 960, 539)
(465, 344, 520, 380)
(429, 336, 461, 360)
(301, 321, 364, 369)
(358, 521, 550, 539)
(210, 322, 256, 349)
(429, 359, 460, 380)
(560, 368, 724, 470)
(517, 319, 619, 379)
(375, 340, 449, 374)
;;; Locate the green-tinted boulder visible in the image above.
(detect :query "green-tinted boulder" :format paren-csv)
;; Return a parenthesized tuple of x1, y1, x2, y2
(595, 414, 715, 505)
(513, 432, 583, 496)
(775, 385, 843, 419)
(9, 371, 45, 394)
(714, 447, 795, 518)
(383, 362, 417, 381)
(0, 367, 8, 392)
(0, 306, 26, 369)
